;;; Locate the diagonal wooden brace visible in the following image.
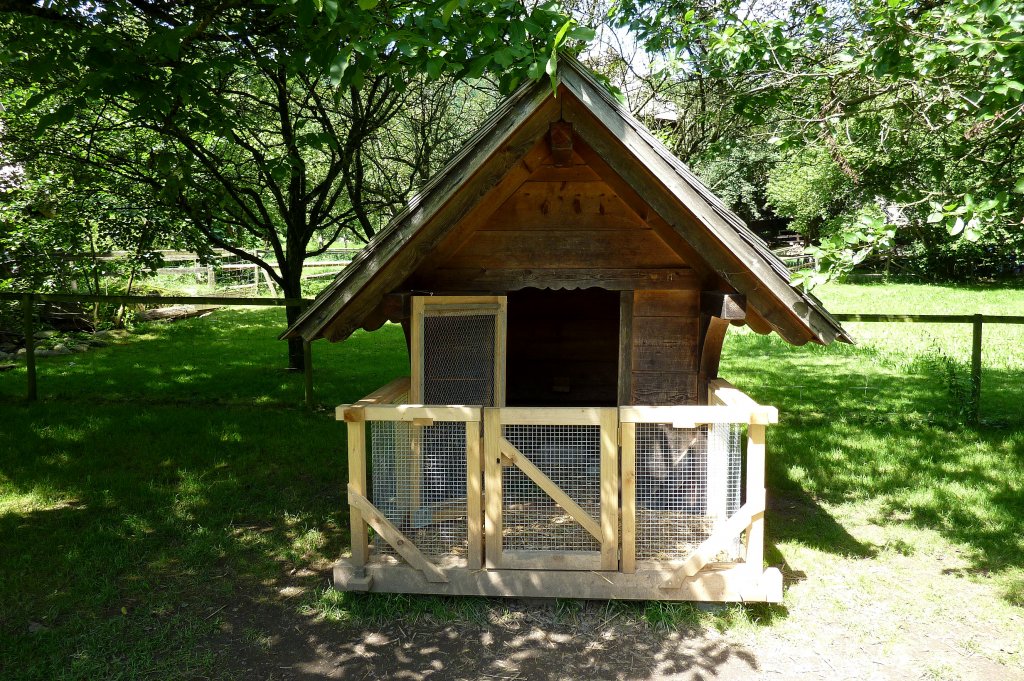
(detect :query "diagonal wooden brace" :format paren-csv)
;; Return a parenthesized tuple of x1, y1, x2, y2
(661, 489, 765, 590)
(347, 486, 448, 583)
(498, 438, 603, 542)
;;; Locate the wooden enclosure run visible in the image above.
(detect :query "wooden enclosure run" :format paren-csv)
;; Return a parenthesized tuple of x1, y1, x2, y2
(286, 56, 849, 602)
(336, 377, 780, 601)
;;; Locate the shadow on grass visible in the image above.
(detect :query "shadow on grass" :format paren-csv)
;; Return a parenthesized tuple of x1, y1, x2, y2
(0, 401, 348, 679)
(0, 401, 769, 680)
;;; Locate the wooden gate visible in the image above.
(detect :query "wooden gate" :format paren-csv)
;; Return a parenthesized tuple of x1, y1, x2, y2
(483, 407, 619, 571)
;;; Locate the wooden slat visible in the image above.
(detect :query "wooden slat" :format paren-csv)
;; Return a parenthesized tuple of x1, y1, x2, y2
(660, 492, 765, 589)
(347, 487, 448, 583)
(618, 405, 759, 425)
(701, 291, 746, 320)
(482, 181, 648, 231)
(355, 377, 412, 407)
(347, 421, 368, 567)
(442, 229, 687, 270)
(483, 408, 503, 569)
(499, 550, 603, 571)
(498, 438, 603, 542)
(410, 296, 426, 403)
(359, 405, 482, 422)
(420, 267, 696, 291)
(630, 371, 699, 405)
(599, 408, 619, 571)
(633, 290, 700, 318)
(497, 406, 606, 426)
(466, 420, 483, 570)
(620, 421, 637, 573)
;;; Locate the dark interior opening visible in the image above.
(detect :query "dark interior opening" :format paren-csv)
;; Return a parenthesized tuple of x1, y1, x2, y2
(506, 287, 620, 407)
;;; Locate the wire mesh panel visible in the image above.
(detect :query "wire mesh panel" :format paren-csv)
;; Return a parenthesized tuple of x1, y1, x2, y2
(634, 422, 742, 562)
(500, 424, 602, 553)
(422, 313, 496, 405)
(369, 419, 469, 562)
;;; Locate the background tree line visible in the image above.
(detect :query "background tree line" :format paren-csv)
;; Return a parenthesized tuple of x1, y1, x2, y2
(2, 0, 1022, 365)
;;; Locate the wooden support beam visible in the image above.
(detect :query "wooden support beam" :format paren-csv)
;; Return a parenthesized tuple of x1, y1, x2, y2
(617, 291, 634, 407)
(701, 292, 746, 320)
(466, 420, 483, 570)
(335, 559, 784, 603)
(347, 487, 448, 583)
(484, 408, 503, 569)
(620, 421, 637, 573)
(599, 408, 619, 571)
(699, 317, 731, 381)
(549, 121, 574, 166)
(745, 425, 766, 577)
(498, 438, 603, 542)
(347, 422, 369, 567)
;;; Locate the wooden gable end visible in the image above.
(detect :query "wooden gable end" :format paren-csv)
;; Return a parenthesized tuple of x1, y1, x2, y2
(408, 131, 693, 293)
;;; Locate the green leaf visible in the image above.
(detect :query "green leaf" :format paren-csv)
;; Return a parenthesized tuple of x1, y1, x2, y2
(323, 0, 338, 23)
(949, 216, 965, 235)
(527, 59, 544, 81)
(926, 212, 945, 223)
(357, 0, 379, 9)
(425, 56, 445, 79)
(329, 49, 351, 87)
(441, 0, 459, 24)
(568, 26, 596, 42)
(1014, 178, 1024, 193)
(553, 19, 573, 47)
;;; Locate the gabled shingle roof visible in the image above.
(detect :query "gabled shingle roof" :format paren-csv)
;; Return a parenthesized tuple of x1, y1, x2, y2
(283, 56, 850, 345)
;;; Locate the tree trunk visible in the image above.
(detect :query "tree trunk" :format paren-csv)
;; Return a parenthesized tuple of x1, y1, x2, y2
(281, 265, 305, 371)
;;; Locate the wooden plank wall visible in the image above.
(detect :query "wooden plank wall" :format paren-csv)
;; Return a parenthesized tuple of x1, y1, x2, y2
(629, 290, 700, 405)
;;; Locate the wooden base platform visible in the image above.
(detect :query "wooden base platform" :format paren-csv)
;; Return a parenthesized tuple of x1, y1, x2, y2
(334, 557, 783, 603)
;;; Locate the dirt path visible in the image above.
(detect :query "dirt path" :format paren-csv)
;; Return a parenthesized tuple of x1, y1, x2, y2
(209, 581, 1022, 681)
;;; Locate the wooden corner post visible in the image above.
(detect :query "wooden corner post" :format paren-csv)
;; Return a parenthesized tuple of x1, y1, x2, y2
(346, 418, 369, 567)
(745, 422, 766, 576)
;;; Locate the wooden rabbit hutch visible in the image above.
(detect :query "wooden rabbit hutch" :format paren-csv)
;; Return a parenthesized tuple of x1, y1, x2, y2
(283, 57, 850, 603)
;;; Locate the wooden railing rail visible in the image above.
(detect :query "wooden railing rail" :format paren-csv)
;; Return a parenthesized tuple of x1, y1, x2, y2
(830, 311, 1024, 423)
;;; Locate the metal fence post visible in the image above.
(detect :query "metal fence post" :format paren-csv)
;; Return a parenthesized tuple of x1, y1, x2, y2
(971, 314, 983, 424)
(22, 293, 37, 402)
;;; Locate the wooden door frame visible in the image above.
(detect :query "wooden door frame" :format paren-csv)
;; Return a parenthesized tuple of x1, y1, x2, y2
(483, 406, 619, 571)
(410, 295, 507, 406)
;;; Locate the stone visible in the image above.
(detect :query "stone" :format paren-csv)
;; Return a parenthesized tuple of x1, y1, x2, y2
(16, 348, 26, 356)
(71, 344, 89, 353)
(87, 338, 109, 347)
(34, 330, 58, 340)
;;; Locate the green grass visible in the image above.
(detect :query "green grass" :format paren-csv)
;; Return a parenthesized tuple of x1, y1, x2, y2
(1, 281, 1022, 677)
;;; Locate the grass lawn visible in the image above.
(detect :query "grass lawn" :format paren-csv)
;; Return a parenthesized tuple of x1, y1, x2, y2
(0, 282, 1022, 679)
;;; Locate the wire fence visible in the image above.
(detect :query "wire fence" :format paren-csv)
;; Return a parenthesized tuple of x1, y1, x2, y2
(2, 290, 1024, 419)
(0, 292, 314, 406)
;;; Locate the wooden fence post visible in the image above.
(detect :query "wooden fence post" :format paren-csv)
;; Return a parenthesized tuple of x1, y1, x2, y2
(971, 314, 983, 424)
(22, 293, 36, 402)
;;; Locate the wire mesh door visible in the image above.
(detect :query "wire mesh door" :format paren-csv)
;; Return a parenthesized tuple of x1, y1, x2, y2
(410, 296, 507, 407)
(483, 407, 619, 571)
(618, 407, 746, 573)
